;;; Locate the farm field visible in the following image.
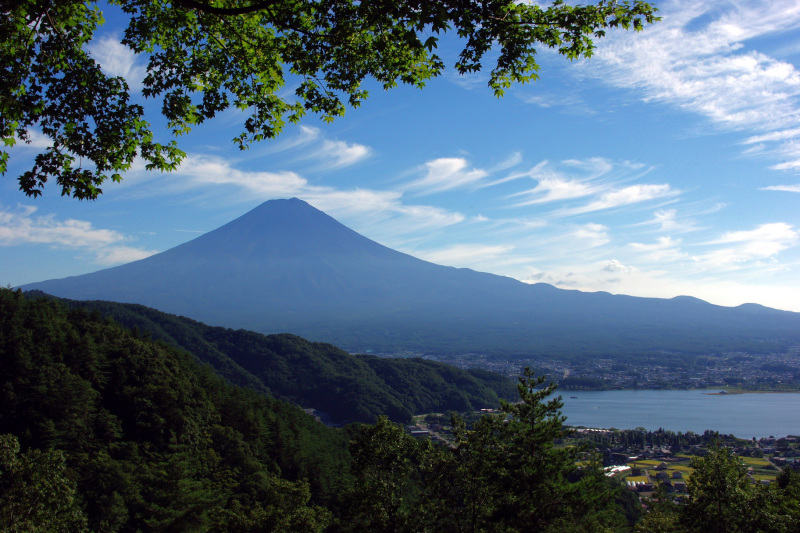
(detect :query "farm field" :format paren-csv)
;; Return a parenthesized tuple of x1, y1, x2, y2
(622, 454, 779, 493)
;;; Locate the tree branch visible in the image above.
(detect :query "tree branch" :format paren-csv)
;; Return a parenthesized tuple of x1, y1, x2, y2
(174, 0, 283, 16)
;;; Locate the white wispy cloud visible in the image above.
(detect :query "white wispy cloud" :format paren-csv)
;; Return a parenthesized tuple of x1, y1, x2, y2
(316, 139, 372, 168)
(629, 236, 688, 262)
(87, 36, 146, 90)
(175, 155, 308, 195)
(308, 190, 467, 248)
(128, 145, 468, 239)
(0, 207, 116, 247)
(405, 157, 489, 194)
(558, 184, 676, 216)
(302, 188, 403, 215)
(513, 174, 599, 205)
(264, 125, 321, 153)
(10, 130, 52, 149)
(651, 209, 680, 231)
(392, 203, 466, 228)
(744, 127, 800, 144)
(412, 244, 515, 266)
(761, 184, 800, 193)
(520, 92, 592, 113)
(490, 152, 523, 172)
(604, 259, 638, 274)
(94, 246, 156, 266)
(635, 208, 699, 233)
(0, 205, 156, 265)
(588, 0, 800, 169)
(446, 69, 489, 91)
(261, 186, 467, 235)
(510, 158, 665, 214)
(571, 223, 610, 247)
(770, 139, 800, 170)
(696, 222, 799, 266)
(561, 157, 617, 176)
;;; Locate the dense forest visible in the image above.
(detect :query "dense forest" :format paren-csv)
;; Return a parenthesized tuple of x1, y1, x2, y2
(2, 289, 800, 531)
(0, 289, 350, 530)
(30, 292, 516, 424)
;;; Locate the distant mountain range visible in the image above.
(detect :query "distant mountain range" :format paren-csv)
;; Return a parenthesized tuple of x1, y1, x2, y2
(22, 198, 800, 356)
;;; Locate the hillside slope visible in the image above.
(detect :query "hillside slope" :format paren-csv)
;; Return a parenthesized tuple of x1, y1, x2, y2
(0, 289, 350, 531)
(33, 293, 516, 424)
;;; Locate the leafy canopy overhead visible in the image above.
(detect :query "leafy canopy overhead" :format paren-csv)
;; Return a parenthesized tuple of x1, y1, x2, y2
(1, 0, 658, 199)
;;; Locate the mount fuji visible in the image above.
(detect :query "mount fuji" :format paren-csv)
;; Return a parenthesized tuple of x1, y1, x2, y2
(22, 198, 800, 355)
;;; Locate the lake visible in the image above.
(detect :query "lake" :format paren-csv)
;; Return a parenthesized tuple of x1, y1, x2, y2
(558, 389, 800, 439)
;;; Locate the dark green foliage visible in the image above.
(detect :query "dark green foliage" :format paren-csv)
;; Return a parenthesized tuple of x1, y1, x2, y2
(0, 288, 348, 531)
(346, 416, 426, 533)
(0, 433, 88, 532)
(31, 292, 516, 424)
(772, 469, 800, 531)
(346, 369, 631, 532)
(682, 447, 767, 533)
(636, 447, 800, 533)
(358, 355, 518, 421)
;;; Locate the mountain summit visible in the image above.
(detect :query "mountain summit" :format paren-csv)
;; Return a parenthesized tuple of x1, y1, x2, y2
(22, 198, 800, 355)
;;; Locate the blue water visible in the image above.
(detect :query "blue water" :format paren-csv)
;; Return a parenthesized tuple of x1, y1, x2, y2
(558, 389, 800, 439)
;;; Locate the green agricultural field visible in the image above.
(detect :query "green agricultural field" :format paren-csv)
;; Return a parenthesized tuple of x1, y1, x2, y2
(741, 457, 772, 467)
(753, 474, 777, 482)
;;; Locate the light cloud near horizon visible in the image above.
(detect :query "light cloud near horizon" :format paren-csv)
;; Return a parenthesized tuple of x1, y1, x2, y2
(629, 236, 688, 263)
(571, 223, 610, 247)
(696, 222, 800, 267)
(0, 205, 156, 265)
(412, 243, 515, 266)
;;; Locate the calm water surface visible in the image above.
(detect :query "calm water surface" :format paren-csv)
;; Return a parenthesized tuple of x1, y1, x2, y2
(558, 389, 800, 439)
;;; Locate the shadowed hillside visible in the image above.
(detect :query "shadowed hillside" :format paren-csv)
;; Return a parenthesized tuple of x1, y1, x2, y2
(27, 292, 516, 424)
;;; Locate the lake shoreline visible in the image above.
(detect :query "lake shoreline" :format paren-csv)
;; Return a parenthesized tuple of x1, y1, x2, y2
(562, 386, 800, 394)
(559, 389, 800, 439)
(702, 389, 800, 395)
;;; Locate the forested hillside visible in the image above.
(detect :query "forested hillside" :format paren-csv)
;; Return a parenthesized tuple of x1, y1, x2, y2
(27, 292, 516, 424)
(0, 289, 350, 530)
(0, 288, 634, 531)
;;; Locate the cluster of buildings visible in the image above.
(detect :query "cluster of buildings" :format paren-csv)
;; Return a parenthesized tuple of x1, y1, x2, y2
(596, 434, 800, 496)
(413, 349, 800, 391)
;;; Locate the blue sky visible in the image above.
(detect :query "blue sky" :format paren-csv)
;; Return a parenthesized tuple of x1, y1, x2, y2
(3, 0, 800, 312)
